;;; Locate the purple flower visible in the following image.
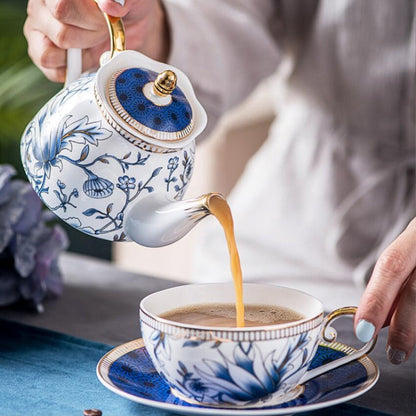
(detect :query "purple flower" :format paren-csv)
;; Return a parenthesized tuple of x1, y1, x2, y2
(0, 164, 69, 312)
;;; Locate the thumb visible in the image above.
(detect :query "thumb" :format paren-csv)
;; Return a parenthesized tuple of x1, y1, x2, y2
(95, 0, 131, 18)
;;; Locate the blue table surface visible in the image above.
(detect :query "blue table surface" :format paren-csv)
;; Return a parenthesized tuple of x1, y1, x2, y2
(0, 319, 395, 416)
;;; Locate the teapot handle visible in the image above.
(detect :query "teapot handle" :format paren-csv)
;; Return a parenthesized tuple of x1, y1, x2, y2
(65, 9, 126, 87)
(65, 48, 83, 87)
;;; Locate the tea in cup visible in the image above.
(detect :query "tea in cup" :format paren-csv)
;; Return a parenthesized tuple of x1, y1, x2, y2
(139, 283, 376, 408)
(159, 302, 304, 328)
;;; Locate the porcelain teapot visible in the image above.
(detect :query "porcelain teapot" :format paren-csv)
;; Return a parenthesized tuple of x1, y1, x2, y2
(21, 10, 216, 247)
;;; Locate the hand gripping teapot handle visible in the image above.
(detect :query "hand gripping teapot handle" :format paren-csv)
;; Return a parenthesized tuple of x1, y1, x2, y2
(65, 7, 126, 87)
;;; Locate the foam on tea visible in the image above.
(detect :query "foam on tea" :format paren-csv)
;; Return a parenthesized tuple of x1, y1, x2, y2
(160, 303, 305, 328)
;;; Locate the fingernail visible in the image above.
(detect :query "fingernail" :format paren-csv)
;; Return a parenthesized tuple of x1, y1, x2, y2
(356, 319, 375, 342)
(112, 0, 125, 5)
(387, 345, 406, 365)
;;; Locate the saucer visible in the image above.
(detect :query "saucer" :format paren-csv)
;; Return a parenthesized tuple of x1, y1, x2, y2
(97, 339, 379, 416)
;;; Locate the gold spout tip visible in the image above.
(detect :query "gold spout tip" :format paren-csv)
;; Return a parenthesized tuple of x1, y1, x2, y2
(200, 193, 225, 209)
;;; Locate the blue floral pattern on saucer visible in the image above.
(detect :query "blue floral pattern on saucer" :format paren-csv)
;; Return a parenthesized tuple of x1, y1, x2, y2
(97, 339, 379, 415)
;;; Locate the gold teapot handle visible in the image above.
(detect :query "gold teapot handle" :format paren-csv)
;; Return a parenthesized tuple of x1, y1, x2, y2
(65, 2, 126, 86)
(101, 12, 126, 60)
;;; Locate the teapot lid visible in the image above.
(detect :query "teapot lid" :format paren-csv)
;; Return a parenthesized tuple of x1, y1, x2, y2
(95, 51, 207, 152)
(108, 67, 193, 142)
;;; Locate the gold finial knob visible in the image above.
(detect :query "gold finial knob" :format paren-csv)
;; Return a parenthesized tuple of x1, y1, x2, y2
(153, 70, 177, 97)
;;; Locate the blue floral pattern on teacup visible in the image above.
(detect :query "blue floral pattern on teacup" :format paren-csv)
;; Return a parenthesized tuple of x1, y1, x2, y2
(141, 325, 316, 407)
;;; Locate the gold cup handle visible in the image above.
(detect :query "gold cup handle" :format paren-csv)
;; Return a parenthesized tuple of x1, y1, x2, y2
(299, 306, 377, 384)
(65, 3, 126, 86)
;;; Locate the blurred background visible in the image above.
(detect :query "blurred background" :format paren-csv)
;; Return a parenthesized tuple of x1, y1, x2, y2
(1, 0, 274, 282)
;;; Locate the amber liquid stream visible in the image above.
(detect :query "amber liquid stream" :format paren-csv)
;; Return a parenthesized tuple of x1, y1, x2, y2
(205, 194, 245, 327)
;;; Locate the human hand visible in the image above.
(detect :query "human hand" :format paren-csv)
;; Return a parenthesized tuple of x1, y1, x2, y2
(355, 217, 416, 364)
(24, 0, 170, 83)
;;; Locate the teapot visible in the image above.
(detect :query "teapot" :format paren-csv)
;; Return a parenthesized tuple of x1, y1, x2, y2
(21, 9, 216, 247)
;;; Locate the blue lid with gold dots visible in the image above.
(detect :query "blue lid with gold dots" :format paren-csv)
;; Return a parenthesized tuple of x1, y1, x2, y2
(108, 67, 194, 142)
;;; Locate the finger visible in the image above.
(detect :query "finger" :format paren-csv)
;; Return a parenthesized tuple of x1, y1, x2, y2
(381, 293, 401, 328)
(42, 0, 105, 30)
(387, 271, 416, 364)
(42, 66, 67, 83)
(96, 0, 155, 22)
(96, 0, 131, 18)
(25, 20, 105, 81)
(355, 218, 416, 342)
(30, 0, 106, 50)
(82, 39, 113, 71)
(25, 23, 66, 70)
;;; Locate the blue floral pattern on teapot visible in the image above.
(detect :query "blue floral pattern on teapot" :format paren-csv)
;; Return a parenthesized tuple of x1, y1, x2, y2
(21, 49, 207, 244)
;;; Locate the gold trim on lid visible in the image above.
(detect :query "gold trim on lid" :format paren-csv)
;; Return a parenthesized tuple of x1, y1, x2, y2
(153, 70, 177, 96)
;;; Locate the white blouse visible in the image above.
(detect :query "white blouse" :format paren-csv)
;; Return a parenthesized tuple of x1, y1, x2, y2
(164, 0, 416, 308)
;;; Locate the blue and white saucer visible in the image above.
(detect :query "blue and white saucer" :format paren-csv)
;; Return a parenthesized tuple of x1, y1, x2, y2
(97, 339, 379, 416)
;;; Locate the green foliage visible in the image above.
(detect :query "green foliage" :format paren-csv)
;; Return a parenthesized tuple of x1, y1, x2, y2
(0, 1, 60, 169)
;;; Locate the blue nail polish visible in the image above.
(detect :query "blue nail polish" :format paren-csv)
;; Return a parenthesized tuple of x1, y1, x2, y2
(112, 0, 125, 6)
(356, 319, 375, 342)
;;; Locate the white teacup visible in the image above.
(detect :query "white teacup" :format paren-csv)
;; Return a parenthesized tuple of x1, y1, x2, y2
(139, 283, 376, 408)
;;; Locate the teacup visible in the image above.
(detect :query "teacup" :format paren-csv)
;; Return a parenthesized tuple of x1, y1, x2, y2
(139, 283, 376, 408)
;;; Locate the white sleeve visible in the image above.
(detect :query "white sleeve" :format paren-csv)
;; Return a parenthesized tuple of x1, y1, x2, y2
(163, 0, 281, 135)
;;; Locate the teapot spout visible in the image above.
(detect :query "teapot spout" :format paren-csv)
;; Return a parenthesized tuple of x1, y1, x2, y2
(124, 193, 219, 247)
